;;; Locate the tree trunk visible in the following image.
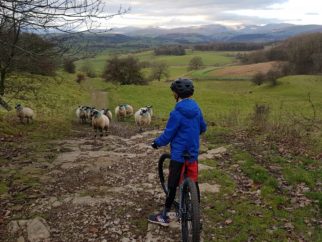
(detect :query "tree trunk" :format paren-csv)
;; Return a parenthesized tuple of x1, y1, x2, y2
(0, 71, 12, 111)
(0, 70, 5, 96)
(0, 96, 12, 111)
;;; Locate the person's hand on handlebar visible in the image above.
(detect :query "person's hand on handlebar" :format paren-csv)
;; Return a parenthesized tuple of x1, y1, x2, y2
(151, 141, 159, 149)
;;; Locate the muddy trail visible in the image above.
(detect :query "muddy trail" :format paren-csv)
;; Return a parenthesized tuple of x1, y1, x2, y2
(1, 123, 221, 242)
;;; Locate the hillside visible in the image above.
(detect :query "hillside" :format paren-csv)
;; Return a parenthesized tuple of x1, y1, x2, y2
(1, 48, 321, 242)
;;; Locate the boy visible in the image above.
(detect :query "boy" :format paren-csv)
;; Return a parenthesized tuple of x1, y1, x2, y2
(148, 78, 207, 226)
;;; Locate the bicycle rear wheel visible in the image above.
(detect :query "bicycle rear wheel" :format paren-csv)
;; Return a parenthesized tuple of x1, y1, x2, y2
(181, 178, 200, 242)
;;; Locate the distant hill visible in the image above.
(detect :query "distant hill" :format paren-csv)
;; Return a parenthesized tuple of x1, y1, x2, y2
(58, 23, 322, 55)
(112, 23, 322, 43)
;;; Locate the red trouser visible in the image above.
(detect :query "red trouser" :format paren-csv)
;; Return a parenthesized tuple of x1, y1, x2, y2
(179, 160, 198, 184)
(165, 160, 199, 210)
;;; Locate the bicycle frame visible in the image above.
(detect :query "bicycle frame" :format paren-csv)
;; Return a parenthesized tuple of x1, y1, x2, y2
(158, 153, 200, 242)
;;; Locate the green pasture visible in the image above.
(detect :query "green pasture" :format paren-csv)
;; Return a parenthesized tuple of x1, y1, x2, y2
(0, 72, 89, 139)
(87, 75, 322, 125)
(75, 49, 237, 78)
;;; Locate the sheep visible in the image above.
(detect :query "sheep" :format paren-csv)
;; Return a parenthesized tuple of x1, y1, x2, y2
(125, 104, 134, 116)
(115, 105, 127, 121)
(15, 104, 34, 124)
(100, 108, 113, 121)
(91, 110, 110, 137)
(134, 107, 151, 131)
(145, 105, 153, 117)
(79, 107, 87, 124)
(76, 106, 86, 123)
(115, 104, 134, 121)
(76, 106, 81, 119)
(85, 107, 94, 123)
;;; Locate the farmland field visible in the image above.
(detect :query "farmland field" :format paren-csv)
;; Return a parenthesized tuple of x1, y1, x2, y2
(75, 49, 237, 79)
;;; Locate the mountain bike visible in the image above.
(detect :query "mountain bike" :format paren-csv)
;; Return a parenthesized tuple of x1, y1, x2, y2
(158, 153, 200, 242)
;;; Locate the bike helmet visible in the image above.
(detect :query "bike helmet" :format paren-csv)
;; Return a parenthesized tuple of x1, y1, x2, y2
(170, 78, 194, 98)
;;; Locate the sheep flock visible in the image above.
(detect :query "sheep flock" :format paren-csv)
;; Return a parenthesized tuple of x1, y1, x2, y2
(14, 103, 153, 137)
(76, 104, 153, 137)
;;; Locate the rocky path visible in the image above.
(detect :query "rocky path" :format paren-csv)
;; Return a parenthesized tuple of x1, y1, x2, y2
(4, 126, 220, 242)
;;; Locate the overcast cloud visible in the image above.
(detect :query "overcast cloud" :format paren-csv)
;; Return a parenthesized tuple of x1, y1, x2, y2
(104, 0, 322, 28)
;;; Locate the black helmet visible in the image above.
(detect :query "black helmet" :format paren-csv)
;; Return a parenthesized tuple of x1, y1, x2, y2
(170, 78, 194, 98)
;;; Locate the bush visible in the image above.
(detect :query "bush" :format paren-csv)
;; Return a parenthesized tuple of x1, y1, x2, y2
(251, 104, 270, 130)
(149, 62, 169, 81)
(75, 73, 86, 83)
(102, 56, 148, 85)
(251, 72, 266, 85)
(63, 58, 76, 73)
(80, 61, 96, 78)
(188, 56, 204, 71)
(251, 65, 284, 86)
(265, 69, 282, 86)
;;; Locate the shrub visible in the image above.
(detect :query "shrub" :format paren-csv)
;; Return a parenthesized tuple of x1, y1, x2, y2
(63, 58, 76, 73)
(76, 73, 86, 83)
(188, 56, 204, 71)
(149, 62, 169, 81)
(251, 72, 265, 85)
(251, 104, 270, 130)
(80, 61, 96, 78)
(102, 56, 148, 85)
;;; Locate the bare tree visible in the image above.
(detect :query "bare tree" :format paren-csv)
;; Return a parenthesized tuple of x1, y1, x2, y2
(150, 61, 169, 81)
(0, 0, 127, 110)
(188, 56, 203, 71)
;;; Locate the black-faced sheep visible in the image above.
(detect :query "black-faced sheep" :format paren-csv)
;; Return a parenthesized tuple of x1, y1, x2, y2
(134, 107, 151, 131)
(15, 104, 34, 124)
(91, 110, 110, 137)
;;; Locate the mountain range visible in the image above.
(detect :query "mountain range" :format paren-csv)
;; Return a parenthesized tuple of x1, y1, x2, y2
(108, 23, 322, 43)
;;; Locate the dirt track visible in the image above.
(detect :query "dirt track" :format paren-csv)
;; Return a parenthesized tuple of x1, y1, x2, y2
(2, 123, 218, 241)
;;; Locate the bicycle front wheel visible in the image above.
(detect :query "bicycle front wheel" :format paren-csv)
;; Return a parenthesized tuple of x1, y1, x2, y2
(181, 178, 200, 242)
(158, 153, 171, 195)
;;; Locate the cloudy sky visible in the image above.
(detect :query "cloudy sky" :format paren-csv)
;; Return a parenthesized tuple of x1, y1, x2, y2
(104, 0, 322, 28)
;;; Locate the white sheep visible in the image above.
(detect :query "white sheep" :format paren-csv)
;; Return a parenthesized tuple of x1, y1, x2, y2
(76, 106, 86, 123)
(134, 107, 151, 131)
(91, 110, 110, 137)
(85, 107, 94, 123)
(125, 104, 134, 116)
(79, 107, 87, 124)
(100, 108, 113, 121)
(15, 104, 34, 124)
(145, 105, 153, 117)
(115, 105, 127, 121)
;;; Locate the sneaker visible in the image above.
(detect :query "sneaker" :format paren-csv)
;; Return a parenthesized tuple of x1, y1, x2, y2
(148, 213, 170, 227)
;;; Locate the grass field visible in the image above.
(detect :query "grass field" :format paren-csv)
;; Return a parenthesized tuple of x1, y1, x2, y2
(75, 49, 237, 79)
(85, 75, 322, 124)
(0, 72, 89, 139)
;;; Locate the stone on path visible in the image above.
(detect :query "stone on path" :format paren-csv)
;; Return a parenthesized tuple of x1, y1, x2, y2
(199, 183, 220, 193)
(198, 147, 227, 161)
(27, 217, 50, 242)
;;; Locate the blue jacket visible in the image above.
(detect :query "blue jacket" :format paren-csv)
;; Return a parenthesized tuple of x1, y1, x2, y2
(154, 98, 207, 163)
